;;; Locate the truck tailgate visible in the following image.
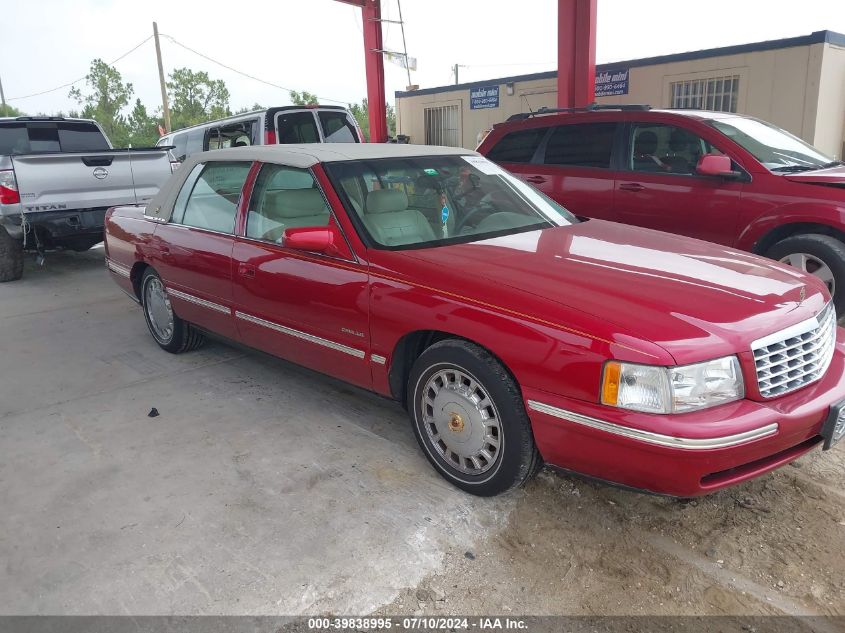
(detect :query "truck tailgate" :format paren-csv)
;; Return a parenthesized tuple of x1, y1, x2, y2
(11, 150, 171, 213)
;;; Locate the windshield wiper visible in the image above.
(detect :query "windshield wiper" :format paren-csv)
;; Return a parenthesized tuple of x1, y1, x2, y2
(771, 165, 816, 172)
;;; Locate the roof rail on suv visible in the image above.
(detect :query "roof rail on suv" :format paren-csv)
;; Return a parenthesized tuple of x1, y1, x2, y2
(506, 104, 651, 122)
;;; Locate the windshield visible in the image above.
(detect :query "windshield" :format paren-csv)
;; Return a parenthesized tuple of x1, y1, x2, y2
(710, 117, 833, 171)
(325, 155, 577, 249)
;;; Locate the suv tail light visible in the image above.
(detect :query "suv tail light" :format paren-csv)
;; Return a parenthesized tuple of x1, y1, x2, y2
(0, 170, 20, 205)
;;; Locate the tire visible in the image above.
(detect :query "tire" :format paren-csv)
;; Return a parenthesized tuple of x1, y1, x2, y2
(408, 339, 540, 496)
(0, 227, 24, 282)
(140, 269, 206, 354)
(766, 234, 845, 315)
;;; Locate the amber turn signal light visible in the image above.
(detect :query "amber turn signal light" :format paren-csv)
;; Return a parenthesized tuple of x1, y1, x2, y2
(602, 361, 621, 406)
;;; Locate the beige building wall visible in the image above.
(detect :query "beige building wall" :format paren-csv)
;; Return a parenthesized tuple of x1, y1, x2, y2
(814, 43, 845, 158)
(396, 37, 844, 157)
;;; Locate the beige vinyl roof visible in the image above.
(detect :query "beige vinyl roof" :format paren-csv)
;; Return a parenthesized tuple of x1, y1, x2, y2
(187, 143, 478, 167)
(145, 144, 478, 222)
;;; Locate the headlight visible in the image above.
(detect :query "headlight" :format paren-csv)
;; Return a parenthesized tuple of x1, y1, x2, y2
(601, 356, 744, 414)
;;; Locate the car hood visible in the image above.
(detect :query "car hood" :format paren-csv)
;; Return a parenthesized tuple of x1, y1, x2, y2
(782, 165, 845, 186)
(397, 220, 829, 364)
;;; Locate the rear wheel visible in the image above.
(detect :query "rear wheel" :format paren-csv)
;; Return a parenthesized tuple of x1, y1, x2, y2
(140, 269, 205, 353)
(767, 234, 845, 315)
(408, 339, 540, 496)
(0, 227, 24, 282)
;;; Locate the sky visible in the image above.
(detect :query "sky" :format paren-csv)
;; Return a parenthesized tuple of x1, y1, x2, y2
(2, 0, 845, 117)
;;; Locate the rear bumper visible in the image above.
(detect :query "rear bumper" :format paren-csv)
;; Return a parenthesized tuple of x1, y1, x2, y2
(525, 334, 845, 497)
(0, 209, 107, 247)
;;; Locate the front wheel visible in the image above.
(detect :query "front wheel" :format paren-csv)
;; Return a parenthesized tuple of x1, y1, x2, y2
(408, 339, 540, 496)
(767, 234, 845, 315)
(140, 269, 206, 354)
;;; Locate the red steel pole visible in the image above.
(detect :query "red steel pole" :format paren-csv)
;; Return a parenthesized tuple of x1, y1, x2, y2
(557, 0, 597, 108)
(362, 0, 388, 142)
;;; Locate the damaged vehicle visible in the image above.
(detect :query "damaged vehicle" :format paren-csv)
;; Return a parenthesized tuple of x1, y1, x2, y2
(104, 144, 845, 497)
(0, 116, 174, 280)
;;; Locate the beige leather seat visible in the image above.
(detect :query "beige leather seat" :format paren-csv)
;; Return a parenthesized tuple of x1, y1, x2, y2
(364, 189, 436, 246)
(248, 188, 330, 242)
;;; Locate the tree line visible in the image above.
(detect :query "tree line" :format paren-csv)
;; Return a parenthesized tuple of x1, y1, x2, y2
(3, 60, 396, 146)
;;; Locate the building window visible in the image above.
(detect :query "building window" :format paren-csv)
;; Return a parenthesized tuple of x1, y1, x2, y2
(424, 105, 460, 147)
(670, 75, 739, 113)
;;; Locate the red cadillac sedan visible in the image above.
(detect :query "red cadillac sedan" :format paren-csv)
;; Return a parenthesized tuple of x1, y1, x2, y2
(104, 144, 845, 497)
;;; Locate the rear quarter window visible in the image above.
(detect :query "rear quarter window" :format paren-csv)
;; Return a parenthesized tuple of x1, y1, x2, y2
(486, 127, 547, 163)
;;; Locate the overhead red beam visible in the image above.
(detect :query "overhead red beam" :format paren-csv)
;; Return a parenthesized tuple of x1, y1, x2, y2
(557, 0, 596, 108)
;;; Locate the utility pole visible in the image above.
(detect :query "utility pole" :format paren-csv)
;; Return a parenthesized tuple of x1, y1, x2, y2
(0, 73, 6, 109)
(153, 22, 172, 133)
(453, 64, 459, 85)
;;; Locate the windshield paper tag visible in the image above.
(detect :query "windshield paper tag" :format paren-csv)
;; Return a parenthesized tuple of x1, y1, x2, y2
(462, 155, 503, 175)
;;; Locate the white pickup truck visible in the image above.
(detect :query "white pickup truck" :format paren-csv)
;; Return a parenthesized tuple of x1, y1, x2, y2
(0, 117, 174, 281)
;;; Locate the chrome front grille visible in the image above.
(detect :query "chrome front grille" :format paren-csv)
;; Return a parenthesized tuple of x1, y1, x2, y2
(752, 303, 836, 398)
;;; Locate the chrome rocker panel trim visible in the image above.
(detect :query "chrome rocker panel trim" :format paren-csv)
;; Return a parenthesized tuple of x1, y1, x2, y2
(166, 288, 231, 315)
(106, 259, 131, 279)
(526, 400, 779, 450)
(235, 311, 366, 359)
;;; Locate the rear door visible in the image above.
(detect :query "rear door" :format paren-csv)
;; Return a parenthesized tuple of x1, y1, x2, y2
(613, 119, 743, 245)
(152, 160, 252, 339)
(492, 119, 619, 220)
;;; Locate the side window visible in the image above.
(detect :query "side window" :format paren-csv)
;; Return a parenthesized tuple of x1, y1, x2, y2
(181, 162, 251, 234)
(629, 123, 719, 174)
(275, 112, 320, 144)
(204, 121, 254, 151)
(318, 111, 358, 143)
(170, 133, 188, 161)
(170, 163, 205, 224)
(543, 122, 617, 168)
(246, 164, 331, 242)
(486, 127, 547, 164)
(185, 130, 204, 159)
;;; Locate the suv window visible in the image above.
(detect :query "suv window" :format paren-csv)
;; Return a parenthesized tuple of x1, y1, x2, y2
(543, 122, 617, 168)
(276, 111, 320, 143)
(629, 123, 721, 174)
(205, 120, 255, 151)
(246, 164, 330, 242)
(180, 162, 251, 234)
(318, 111, 358, 143)
(486, 128, 546, 163)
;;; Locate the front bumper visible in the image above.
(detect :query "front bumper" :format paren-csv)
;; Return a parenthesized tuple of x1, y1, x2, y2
(524, 331, 845, 497)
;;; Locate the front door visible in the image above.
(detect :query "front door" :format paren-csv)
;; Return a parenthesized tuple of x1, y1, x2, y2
(613, 122, 743, 246)
(231, 162, 371, 388)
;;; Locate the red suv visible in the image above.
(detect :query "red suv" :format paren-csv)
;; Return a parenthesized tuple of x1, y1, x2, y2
(478, 106, 845, 313)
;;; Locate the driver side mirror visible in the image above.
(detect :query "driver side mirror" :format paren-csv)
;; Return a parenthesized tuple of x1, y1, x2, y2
(282, 225, 343, 257)
(696, 154, 743, 180)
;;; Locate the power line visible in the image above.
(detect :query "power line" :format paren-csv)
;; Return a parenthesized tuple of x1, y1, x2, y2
(7, 36, 153, 101)
(160, 34, 353, 105)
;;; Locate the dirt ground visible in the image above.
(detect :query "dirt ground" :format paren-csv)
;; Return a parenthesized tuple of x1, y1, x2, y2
(381, 449, 845, 619)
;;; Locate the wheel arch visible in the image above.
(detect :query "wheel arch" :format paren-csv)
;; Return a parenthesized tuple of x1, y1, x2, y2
(751, 222, 845, 255)
(387, 329, 519, 408)
(130, 261, 152, 300)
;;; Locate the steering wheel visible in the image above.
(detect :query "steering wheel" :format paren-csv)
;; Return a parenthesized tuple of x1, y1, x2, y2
(454, 200, 495, 233)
